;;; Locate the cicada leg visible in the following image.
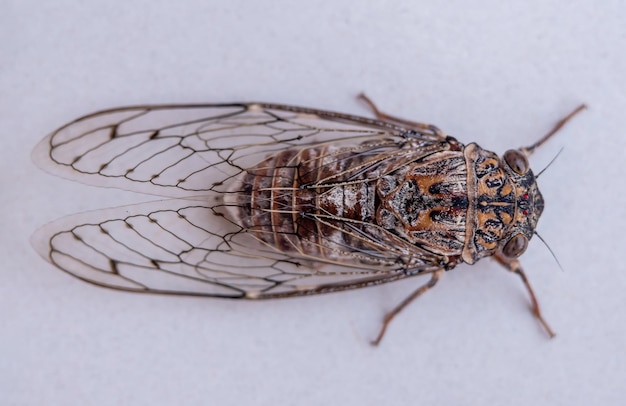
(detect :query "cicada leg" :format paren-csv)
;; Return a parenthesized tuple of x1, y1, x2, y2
(371, 269, 444, 346)
(494, 253, 556, 338)
(521, 104, 587, 156)
(357, 93, 448, 139)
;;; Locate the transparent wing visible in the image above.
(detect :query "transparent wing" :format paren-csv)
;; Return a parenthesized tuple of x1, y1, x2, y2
(33, 103, 443, 198)
(31, 199, 443, 298)
(32, 103, 448, 297)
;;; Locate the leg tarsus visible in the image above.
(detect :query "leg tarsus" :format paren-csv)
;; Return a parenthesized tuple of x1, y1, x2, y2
(515, 267, 556, 338)
(357, 92, 384, 118)
(357, 93, 447, 139)
(494, 253, 556, 338)
(521, 104, 587, 156)
(371, 270, 443, 346)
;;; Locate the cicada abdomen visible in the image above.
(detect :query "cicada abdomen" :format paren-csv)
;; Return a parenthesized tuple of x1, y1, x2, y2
(32, 96, 585, 344)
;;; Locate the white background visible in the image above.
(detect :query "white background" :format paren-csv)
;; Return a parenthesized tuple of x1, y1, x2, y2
(2, 1, 625, 405)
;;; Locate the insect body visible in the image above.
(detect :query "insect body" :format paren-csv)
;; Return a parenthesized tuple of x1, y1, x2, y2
(32, 94, 585, 344)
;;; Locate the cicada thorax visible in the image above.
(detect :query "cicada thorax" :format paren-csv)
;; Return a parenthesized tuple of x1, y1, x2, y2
(375, 150, 468, 259)
(225, 139, 545, 270)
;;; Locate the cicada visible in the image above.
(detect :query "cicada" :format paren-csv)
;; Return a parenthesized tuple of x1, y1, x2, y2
(32, 94, 585, 345)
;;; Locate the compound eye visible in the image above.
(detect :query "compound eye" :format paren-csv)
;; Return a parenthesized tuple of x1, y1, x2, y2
(503, 150, 529, 175)
(502, 233, 528, 258)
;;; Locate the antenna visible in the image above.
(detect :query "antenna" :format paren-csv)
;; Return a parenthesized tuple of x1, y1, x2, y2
(534, 231, 564, 272)
(536, 147, 564, 178)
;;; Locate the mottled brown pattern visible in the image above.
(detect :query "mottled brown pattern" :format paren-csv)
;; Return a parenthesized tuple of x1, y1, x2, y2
(33, 100, 584, 343)
(236, 139, 546, 270)
(377, 151, 467, 257)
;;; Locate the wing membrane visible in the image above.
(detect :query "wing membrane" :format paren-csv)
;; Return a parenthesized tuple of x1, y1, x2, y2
(32, 199, 445, 297)
(34, 103, 441, 198)
(33, 103, 447, 297)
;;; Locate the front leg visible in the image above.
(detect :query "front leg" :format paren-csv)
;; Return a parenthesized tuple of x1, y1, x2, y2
(494, 253, 556, 338)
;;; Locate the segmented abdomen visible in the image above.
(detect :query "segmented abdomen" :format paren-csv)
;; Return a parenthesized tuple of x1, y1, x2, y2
(229, 144, 379, 262)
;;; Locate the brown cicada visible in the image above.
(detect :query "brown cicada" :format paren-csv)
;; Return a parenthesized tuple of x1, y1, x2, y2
(32, 94, 585, 344)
